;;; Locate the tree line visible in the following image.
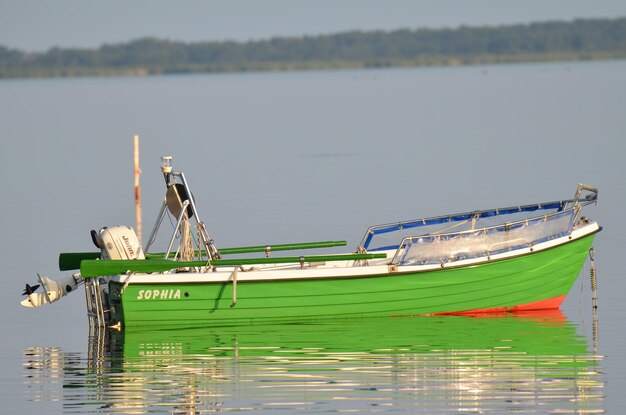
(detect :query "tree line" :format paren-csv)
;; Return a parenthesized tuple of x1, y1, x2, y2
(1, 17, 625, 78)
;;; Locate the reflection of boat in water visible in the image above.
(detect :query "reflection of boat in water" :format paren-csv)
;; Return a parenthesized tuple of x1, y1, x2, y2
(114, 310, 585, 358)
(19, 312, 594, 413)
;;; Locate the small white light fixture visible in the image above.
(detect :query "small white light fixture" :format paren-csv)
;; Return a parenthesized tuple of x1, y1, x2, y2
(161, 156, 172, 173)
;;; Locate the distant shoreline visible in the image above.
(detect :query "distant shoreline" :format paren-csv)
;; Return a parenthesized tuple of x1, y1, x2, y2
(1, 17, 625, 80)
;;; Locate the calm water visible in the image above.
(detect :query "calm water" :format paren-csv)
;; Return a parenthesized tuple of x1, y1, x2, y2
(24, 314, 603, 414)
(2, 61, 625, 413)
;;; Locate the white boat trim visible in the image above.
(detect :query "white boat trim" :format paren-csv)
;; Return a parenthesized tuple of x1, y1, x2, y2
(107, 221, 599, 285)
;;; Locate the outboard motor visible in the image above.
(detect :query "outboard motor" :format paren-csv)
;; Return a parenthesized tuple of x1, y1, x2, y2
(91, 225, 145, 260)
(21, 225, 144, 308)
(21, 273, 82, 308)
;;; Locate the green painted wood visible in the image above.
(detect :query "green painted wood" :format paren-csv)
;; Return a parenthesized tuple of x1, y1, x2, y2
(107, 233, 596, 329)
(147, 240, 348, 257)
(81, 252, 387, 277)
(59, 252, 101, 271)
(213, 240, 347, 255)
(59, 240, 348, 270)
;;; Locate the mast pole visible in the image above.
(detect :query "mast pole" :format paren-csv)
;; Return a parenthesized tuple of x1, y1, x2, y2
(134, 134, 142, 244)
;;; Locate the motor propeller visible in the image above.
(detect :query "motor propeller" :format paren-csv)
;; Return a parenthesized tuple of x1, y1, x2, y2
(20, 274, 83, 308)
(22, 283, 41, 296)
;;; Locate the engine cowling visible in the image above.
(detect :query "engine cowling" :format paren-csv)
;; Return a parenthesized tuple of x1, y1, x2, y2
(92, 225, 145, 260)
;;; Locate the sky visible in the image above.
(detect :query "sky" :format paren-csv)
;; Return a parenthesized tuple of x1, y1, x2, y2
(2, 0, 626, 52)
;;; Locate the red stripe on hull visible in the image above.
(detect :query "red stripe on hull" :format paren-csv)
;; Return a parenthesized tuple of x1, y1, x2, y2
(436, 295, 567, 316)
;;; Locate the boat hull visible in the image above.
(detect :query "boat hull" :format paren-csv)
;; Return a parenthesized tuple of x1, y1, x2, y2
(108, 232, 596, 329)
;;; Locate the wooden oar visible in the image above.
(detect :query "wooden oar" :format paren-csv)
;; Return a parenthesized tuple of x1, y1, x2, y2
(59, 240, 348, 271)
(59, 252, 102, 271)
(80, 252, 387, 278)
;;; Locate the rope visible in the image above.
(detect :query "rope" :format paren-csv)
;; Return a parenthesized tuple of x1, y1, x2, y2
(432, 218, 472, 235)
(180, 218, 195, 262)
(354, 246, 369, 266)
(230, 267, 238, 307)
(120, 281, 131, 296)
(589, 248, 598, 309)
(589, 247, 599, 354)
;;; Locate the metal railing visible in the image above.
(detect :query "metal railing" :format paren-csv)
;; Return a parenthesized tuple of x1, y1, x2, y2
(360, 183, 597, 254)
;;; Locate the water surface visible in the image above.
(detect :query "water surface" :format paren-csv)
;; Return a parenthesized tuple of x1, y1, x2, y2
(24, 314, 603, 414)
(3, 60, 625, 413)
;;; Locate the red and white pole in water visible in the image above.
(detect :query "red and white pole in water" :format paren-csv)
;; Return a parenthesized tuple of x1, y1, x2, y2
(134, 134, 142, 244)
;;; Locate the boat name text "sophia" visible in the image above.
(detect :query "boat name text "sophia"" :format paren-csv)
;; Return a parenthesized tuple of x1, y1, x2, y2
(137, 289, 181, 300)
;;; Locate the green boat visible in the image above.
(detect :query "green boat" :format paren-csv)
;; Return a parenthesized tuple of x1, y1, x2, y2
(21, 157, 600, 330)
